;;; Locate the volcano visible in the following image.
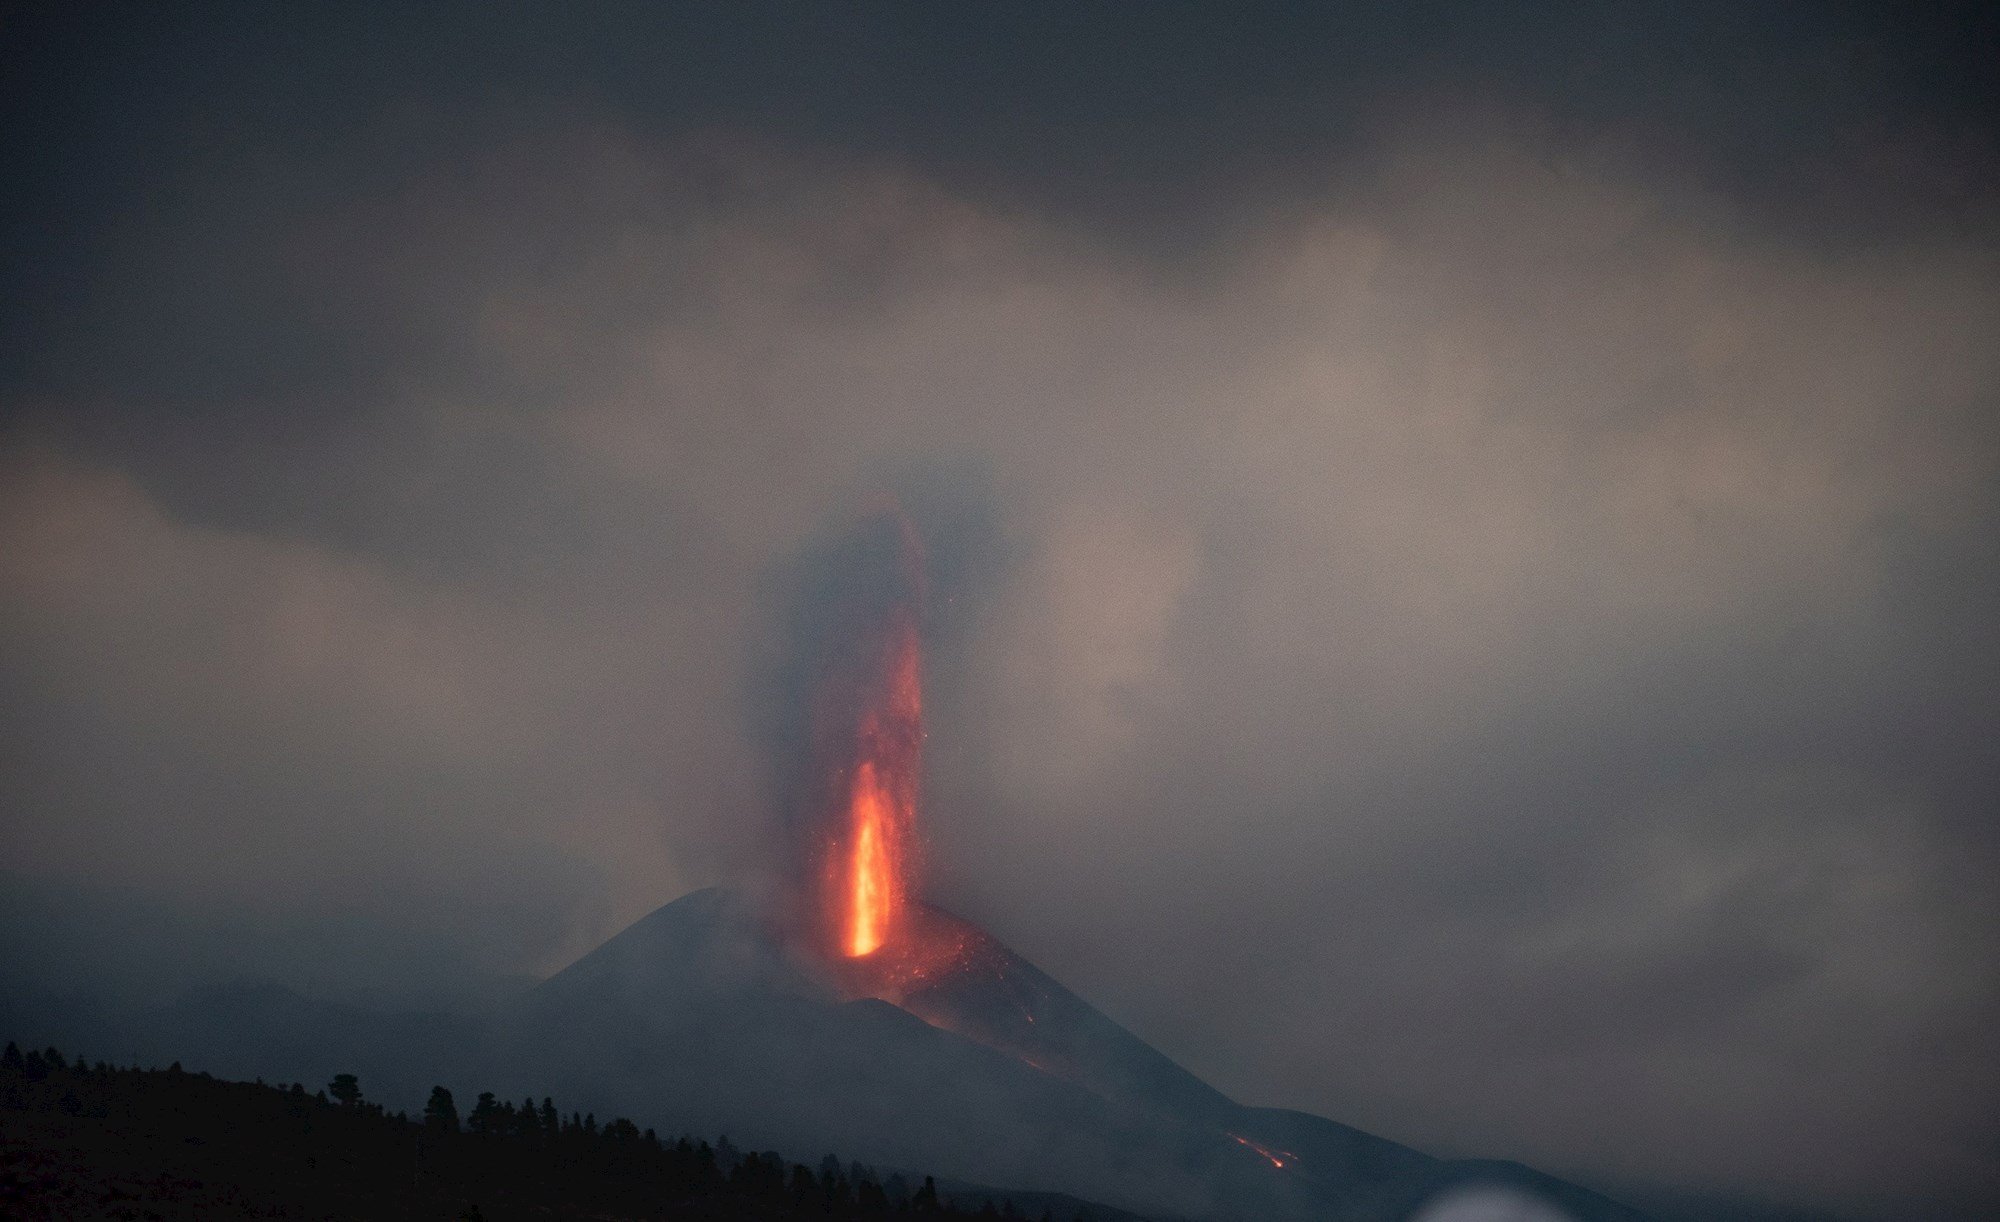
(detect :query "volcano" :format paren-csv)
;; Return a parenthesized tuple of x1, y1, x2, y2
(488, 886, 1647, 1222)
(466, 511, 1648, 1220)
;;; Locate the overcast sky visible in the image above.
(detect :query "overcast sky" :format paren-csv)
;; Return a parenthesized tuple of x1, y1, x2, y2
(3, 4, 1997, 1219)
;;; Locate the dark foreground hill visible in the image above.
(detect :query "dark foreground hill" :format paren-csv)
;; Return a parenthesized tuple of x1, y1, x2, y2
(0, 1043, 1127, 1220)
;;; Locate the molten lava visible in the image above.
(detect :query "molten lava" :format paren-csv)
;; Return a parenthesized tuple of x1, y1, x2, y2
(803, 511, 926, 964)
(837, 609, 921, 957)
(846, 761, 894, 956)
(1229, 1133, 1298, 1171)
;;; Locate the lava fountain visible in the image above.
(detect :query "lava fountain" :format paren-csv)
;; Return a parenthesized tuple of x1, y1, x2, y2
(766, 507, 1315, 1185)
(837, 606, 921, 956)
(797, 509, 926, 964)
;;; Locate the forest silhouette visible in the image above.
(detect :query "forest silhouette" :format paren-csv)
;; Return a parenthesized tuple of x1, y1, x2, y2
(0, 1040, 1117, 1220)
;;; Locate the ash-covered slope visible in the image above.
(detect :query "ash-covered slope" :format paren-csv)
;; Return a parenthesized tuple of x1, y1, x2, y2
(494, 888, 1646, 1222)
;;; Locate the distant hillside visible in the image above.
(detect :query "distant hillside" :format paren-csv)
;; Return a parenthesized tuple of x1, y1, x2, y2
(0, 1041, 1131, 1220)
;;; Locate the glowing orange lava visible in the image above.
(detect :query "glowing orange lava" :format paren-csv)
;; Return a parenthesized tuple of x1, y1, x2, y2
(830, 576, 923, 960)
(1229, 1133, 1297, 1171)
(846, 762, 893, 955)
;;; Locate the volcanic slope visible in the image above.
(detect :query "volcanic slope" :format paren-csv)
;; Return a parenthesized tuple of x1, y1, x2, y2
(496, 887, 1647, 1222)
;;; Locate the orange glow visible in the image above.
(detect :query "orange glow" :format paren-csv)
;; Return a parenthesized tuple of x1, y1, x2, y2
(1229, 1133, 1296, 1171)
(833, 603, 922, 959)
(800, 509, 927, 966)
(846, 762, 893, 956)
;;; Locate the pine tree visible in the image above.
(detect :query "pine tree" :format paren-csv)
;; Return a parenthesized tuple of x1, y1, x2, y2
(424, 1086, 459, 1132)
(468, 1092, 499, 1134)
(790, 1162, 817, 1205)
(328, 1073, 362, 1107)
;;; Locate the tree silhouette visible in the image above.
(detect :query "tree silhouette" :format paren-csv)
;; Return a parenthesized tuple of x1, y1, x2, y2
(467, 1091, 500, 1134)
(4, 1041, 1062, 1220)
(328, 1073, 361, 1107)
(424, 1085, 459, 1132)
